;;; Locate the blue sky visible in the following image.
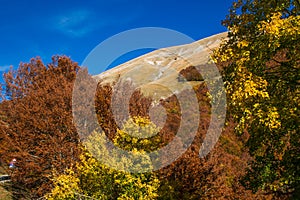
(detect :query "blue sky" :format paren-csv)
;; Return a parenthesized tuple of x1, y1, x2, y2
(0, 0, 231, 78)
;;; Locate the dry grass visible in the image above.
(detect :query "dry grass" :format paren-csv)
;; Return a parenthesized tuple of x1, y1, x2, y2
(0, 184, 12, 200)
(0, 165, 12, 199)
(93, 32, 226, 104)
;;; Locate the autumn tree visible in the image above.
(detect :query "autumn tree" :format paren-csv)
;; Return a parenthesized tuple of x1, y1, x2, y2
(90, 71, 271, 199)
(213, 0, 300, 196)
(47, 116, 161, 200)
(0, 110, 10, 169)
(93, 79, 266, 199)
(0, 56, 82, 198)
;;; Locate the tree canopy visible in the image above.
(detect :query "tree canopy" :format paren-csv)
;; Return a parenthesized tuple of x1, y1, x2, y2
(0, 56, 82, 198)
(213, 0, 300, 196)
(0, 1, 299, 199)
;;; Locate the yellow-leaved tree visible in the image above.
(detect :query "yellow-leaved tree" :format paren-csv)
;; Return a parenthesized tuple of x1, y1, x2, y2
(213, 0, 299, 197)
(46, 116, 160, 200)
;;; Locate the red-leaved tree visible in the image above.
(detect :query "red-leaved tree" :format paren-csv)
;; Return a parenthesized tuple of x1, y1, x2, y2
(0, 56, 82, 198)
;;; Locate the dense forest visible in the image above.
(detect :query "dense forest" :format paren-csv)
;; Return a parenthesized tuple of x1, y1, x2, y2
(0, 0, 299, 199)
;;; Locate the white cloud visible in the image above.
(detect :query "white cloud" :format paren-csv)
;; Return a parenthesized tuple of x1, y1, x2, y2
(51, 7, 140, 38)
(0, 65, 11, 72)
(54, 9, 96, 37)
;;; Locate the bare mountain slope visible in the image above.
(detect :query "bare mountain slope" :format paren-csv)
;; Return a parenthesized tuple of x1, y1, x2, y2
(94, 32, 227, 99)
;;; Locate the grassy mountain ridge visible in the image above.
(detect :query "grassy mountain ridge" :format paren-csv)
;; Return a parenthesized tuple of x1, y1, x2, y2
(94, 32, 227, 100)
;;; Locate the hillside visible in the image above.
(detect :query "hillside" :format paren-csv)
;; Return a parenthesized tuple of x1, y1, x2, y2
(94, 32, 227, 99)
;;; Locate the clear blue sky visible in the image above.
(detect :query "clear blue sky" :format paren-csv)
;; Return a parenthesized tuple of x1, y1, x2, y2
(0, 0, 231, 77)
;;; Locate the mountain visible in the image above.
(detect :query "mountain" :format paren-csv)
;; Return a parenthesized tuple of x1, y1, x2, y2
(94, 32, 227, 99)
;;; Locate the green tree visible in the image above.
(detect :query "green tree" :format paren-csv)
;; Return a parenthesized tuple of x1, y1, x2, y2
(213, 0, 300, 196)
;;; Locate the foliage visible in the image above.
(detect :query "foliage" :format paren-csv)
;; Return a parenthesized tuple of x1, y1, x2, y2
(92, 79, 269, 199)
(3, 3, 299, 197)
(47, 116, 161, 200)
(213, 0, 300, 196)
(114, 116, 161, 152)
(178, 66, 204, 82)
(0, 56, 82, 198)
(47, 168, 81, 200)
(156, 85, 268, 199)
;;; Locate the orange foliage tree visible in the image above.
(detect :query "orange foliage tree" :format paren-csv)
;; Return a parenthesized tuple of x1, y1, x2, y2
(0, 56, 82, 198)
